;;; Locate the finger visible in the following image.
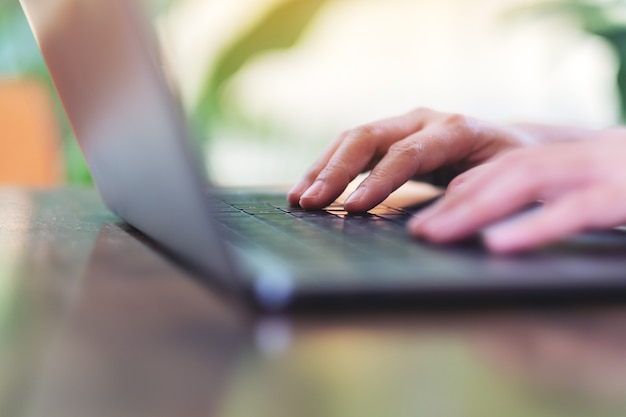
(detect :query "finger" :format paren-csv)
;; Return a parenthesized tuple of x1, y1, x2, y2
(297, 109, 437, 209)
(446, 163, 493, 194)
(287, 134, 345, 205)
(343, 118, 485, 212)
(408, 153, 546, 242)
(341, 131, 440, 212)
(485, 185, 626, 253)
(409, 145, 588, 242)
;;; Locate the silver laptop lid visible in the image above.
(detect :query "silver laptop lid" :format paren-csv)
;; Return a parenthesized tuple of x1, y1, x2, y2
(20, 0, 238, 281)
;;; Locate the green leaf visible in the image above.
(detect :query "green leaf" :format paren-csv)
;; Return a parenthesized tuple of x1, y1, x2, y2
(63, 134, 93, 185)
(193, 0, 328, 135)
(507, 0, 626, 34)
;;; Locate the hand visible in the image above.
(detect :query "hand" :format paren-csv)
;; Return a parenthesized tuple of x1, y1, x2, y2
(288, 108, 535, 212)
(409, 131, 626, 252)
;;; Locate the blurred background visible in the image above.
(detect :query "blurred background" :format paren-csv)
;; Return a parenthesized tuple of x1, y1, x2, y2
(1, 0, 625, 187)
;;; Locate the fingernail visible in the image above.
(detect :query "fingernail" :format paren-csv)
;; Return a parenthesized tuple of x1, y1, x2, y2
(344, 188, 366, 207)
(300, 181, 325, 201)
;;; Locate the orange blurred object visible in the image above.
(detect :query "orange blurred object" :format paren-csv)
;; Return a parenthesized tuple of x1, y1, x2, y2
(0, 78, 62, 186)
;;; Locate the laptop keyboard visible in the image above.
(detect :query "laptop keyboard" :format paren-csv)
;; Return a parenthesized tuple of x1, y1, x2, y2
(212, 193, 418, 260)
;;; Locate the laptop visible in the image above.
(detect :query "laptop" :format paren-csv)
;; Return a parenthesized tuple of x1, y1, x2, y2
(19, 0, 626, 311)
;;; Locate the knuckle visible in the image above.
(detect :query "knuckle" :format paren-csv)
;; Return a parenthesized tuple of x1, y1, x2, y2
(447, 175, 465, 191)
(317, 161, 354, 184)
(409, 106, 435, 117)
(364, 170, 396, 193)
(365, 170, 387, 184)
(345, 123, 383, 144)
(387, 140, 422, 165)
(439, 113, 479, 139)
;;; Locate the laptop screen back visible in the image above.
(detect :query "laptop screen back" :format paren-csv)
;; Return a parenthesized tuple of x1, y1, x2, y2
(19, 0, 238, 281)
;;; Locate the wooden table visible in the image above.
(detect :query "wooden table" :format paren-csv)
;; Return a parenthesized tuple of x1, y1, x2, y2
(1, 187, 626, 417)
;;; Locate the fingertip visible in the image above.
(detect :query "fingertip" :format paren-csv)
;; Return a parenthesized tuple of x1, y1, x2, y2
(407, 216, 424, 235)
(298, 181, 337, 210)
(345, 189, 391, 213)
(408, 210, 480, 244)
(287, 192, 300, 207)
(287, 181, 308, 206)
(484, 235, 526, 254)
(407, 217, 443, 242)
(298, 195, 320, 210)
(483, 223, 534, 254)
(343, 188, 369, 212)
(298, 197, 322, 210)
(343, 203, 372, 213)
(408, 203, 445, 241)
(407, 203, 439, 232)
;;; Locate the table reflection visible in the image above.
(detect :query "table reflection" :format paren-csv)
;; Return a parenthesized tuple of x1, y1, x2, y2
(3, 189, 626, 417)
(25, 221, 246, 417)
(235, 311, 626, 417)
(0, 189, 247, 417)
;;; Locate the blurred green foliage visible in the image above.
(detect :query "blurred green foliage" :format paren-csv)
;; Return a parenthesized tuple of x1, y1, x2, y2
(192, 0, 328, 135)
(5, 0, 626, 183)
(1, 0, 92, 184)
(514, 0, 626, 120)
(0, 0, 45, 78)
(515, 0, 626, 34)
(1, 0, 329, 184)
(0, 0, 187, 185)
